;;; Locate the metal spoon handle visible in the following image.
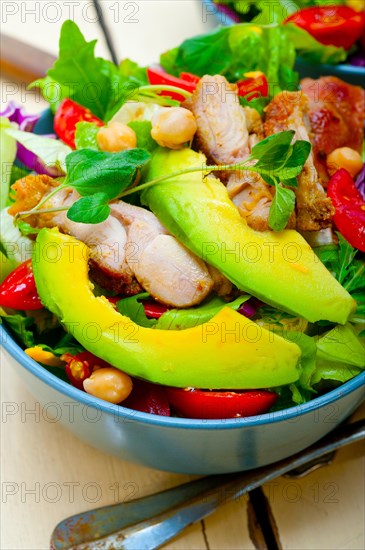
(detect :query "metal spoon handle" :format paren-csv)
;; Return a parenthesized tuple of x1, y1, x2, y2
(69, 419, 364, 550)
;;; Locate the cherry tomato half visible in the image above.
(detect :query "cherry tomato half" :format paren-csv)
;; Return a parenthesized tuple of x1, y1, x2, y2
(327, 168, 365, 252)
(166, 387, 278, 419)
(0, 260, 43, 310)
(122, 379, 170, 416)
(62, 351, 111, 390)
(54, 98, 104, 149)
(285, 6, 365, 50)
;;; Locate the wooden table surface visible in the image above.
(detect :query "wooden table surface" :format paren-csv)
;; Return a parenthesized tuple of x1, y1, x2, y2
(1, 2, 364, 548)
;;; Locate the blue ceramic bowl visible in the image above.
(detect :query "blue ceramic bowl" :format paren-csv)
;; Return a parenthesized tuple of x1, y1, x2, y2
(1, 109, 364, 475)
(2, 324, 364, 474)
(202, 0, 365, 87)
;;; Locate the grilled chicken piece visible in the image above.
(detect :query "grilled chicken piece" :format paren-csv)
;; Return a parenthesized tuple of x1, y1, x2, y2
(264, 91, 334, 231)
(301, 77, 365, 182)
(188, 75, 277, 231)
(189, 75, 250, 165)
(110, 202, 213, 307)
(9, 175, 213, 306)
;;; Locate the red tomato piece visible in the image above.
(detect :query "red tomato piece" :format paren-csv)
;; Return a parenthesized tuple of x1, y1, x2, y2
(142, 300, 169, 319)
(166, 387, 278, 419)
(147, 67, 197, 101)
(285, 6, 365, 50)
(237, 72, 268, 99)
(327, 168, 365, 252)
(179, 72, 200, 85)
(122, 379, 170, 416)
(62, 351, 110, 390)
(53, 98, 104, 149)
(0, 260, 43, 310)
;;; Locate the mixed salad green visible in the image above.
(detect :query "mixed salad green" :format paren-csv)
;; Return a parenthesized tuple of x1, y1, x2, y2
(211, 0, 365, 66)
(0, 20, 364, 419)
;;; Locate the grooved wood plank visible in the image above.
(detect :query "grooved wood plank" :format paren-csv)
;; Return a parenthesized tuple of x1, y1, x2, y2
(262, 403, 365, 550)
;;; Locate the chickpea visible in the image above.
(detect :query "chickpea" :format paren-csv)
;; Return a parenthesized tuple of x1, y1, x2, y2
(151, 107, 197, 149)
(327, 147, 363, 178)
(83, 367, 133, 404)
(97, 122, 137, 152)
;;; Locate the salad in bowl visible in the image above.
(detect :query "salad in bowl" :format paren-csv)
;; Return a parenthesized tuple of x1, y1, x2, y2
(1, 19, 364, 427)
(206, 0, 365, 84)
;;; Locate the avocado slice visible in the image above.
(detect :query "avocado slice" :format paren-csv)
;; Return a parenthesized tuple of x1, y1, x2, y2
(32, 228, 301, 389)
(142, 148, 355, 324)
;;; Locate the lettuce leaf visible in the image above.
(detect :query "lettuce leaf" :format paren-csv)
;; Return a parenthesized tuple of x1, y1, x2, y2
(284, 23, 347, 65)
(156, 295, 250, 330)
(0, 118, 17, 210)
(160, 23, 298, 94)
(5, 128, 71, 174)
(0, 208, 34, 266)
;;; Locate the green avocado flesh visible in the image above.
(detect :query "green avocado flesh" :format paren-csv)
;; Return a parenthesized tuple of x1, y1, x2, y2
(142, 148, 355, 324)
(32, 228, 301, 389)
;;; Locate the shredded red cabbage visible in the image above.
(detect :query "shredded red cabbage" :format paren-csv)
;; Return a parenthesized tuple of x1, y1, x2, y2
(355, 163, 365, 201)
(0, 102, 61, 177)
(348, 51, 365, 67)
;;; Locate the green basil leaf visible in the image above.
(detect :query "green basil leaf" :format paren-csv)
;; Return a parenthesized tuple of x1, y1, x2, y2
(277, 140, 311, 182)
(174, 27, 231, 76)
(268, 184, 296, 231)
(116, 292, 157, 328)
(119, 59, 148, 85)
(29, 75, 69, 114)
(47, 21, 113, 119)
(250, 131, 294, 170)
(75, 122, 100, 150)
(65, 148, 151, 199)
(67, 193, 110, 224)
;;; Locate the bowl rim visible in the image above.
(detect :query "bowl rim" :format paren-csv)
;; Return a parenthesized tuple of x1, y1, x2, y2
(2, 324, 364, 429)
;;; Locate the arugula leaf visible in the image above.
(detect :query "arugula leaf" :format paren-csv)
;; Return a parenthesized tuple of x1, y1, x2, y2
(156, 295, 250, 330)
(116, 293, 157, 328)
(5, 128, 71, 174)
(67, 193, 110, 224)
(268, 185, 296, 231)
(284, 23, 347, 65)
(75, 122, 100, 150)
(314, 235, 365, 320)
(37, 332, 84, 356)
(337, 233, 358, 286)
(127, 121, 157, 153)
(65, 148, 151, 199)
(1, 312, 35, 347)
